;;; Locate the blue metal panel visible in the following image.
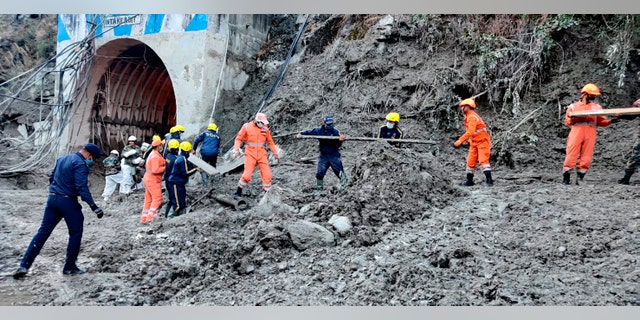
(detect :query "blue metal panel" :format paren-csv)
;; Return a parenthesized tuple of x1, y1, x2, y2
(113, 24, 133, 37)
(57, 15, 71, 42)
(185, 14, 208, 32)
(90, 14, 104, 39)
(145, 14, 165, 34)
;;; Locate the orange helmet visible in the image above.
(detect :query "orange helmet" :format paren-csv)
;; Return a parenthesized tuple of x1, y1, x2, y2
(459, 98, 476, 109)
(581, 83, 601, 96)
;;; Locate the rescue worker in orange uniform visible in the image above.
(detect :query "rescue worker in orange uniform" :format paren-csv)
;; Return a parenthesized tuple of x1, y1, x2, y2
(140, 139, 166, 223)
(233, 113, 280, 199)
(562, 83, 613, 185)
(453, 98, 493, 186)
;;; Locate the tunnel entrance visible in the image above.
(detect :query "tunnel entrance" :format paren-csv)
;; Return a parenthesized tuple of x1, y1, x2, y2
(91, 39, 175, 151)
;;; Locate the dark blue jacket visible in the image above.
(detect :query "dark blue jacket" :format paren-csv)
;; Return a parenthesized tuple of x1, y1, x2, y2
(163, 133, 182, 157)
(301, 125, 342, 155)
(164, 150, 178, 181)
(49, 152, 96, 207)
(168, 153, 198, 185)
(378, 125, 403, 139)
(193, 130, 221, 156)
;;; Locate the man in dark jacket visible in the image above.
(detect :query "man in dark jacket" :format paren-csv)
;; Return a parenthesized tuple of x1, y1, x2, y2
(378, 112, 404, 147)
(167, 141, 200, 217)
(13, 143, 105, 278)
(296, 115, 349, 191)
(163, 139, 180, 217)
(192, 123, 221, 186)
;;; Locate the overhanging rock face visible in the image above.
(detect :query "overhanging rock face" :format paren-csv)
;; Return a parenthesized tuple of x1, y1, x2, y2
(56, 14, 271, 153)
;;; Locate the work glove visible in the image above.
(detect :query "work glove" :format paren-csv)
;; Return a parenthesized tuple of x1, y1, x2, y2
(233, 149, 241, 159)
(610, 118, 621, 124)
(633, 99, 640, 107)
(90, 204, 104, 219)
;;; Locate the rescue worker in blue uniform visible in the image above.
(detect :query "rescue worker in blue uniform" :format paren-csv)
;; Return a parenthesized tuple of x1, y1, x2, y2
(192, 122, 221, 186)
(378, 112, 403, 147)
(163, 139, 180, 217)
(13, 143, 105, 279)
(167, 141, 200, 217)
(296, 115, 349, 191)
(162, 125, 184, 157)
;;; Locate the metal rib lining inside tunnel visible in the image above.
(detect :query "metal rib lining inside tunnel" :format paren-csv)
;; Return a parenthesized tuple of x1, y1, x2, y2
(92, 43, 176, 150)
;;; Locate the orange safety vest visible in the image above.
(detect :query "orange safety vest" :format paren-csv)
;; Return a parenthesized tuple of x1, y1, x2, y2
(233, 121, 279, 159)
(455, 110, 490, 146)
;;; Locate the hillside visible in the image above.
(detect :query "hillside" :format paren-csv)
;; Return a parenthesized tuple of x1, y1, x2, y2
(1, 14, 639, 306)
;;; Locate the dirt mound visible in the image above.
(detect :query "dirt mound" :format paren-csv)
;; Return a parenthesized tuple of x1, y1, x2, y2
(3, 14, 640, 306)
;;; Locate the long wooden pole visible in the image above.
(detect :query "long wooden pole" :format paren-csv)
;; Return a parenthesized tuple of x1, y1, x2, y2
(295, 135, 437, 144)
(569, 107, 640, 117)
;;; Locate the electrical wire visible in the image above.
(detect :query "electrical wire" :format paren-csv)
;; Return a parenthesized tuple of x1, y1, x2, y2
(0, 14, 139, 177)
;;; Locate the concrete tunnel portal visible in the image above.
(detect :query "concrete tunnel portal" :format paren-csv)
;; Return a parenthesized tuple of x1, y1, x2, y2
(91, 38, 176, 151)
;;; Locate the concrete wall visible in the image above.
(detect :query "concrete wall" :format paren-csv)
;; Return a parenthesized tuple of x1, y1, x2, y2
(56, 14, 272, 152)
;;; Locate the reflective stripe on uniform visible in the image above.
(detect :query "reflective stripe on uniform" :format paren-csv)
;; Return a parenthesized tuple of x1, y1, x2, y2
(572, 122, 597, 127)
(245, 142, 266, 147)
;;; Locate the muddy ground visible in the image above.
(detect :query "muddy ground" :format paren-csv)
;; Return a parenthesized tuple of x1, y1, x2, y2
(1, 14, 640, 305)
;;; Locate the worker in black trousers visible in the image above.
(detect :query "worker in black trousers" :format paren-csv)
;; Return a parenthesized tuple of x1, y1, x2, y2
(12, 143, 105, 278)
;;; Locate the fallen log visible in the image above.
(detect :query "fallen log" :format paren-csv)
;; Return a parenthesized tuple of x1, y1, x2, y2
(213, 194, 248, 211)
(569, 107, 640, 118)
(186, 185, 216, 214)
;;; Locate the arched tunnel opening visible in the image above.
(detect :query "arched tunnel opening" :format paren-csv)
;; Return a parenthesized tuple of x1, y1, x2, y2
(91, 39, 176, 151)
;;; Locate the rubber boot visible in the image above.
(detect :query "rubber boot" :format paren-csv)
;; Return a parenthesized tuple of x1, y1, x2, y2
(576, 172, 585, 185)
(175, 208, 186, 216)
(316, 179, 324, 191)
(200, 172, 208, 187)
(166, 206, 176, 218)
(233, 186, 243, 199)
(484, 171, 493, 186)
(340, 171, 349, 188)
(339, 171, 349, 189)
(562, 171, 570, 185)
(618, 171, 633, 185)
(460, 173, 474, 186)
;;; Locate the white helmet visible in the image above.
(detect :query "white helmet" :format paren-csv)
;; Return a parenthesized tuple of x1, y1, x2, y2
(127, 135, 137, 142)
(110, 150, 119, 156)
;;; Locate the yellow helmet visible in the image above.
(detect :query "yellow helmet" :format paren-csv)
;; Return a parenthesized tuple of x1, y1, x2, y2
(459, 98, 476, 109)
(152, 135, 161, 142)
(175, 125, 185, 132)
(179, 141, 192, 152)
(169, 126, 179, 134)
(581, 83, 601, 96)
(168, 139, 180, 150)
(208, 123, 218, 131)
(386, 112, 400, 123)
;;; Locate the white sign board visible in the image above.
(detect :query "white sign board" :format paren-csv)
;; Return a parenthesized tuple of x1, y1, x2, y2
(103, 15, 142, 28)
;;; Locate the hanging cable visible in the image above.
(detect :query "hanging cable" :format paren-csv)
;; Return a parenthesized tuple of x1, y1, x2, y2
(255, 14, 309, 115)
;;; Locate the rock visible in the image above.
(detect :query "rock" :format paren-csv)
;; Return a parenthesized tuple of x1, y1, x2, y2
(287, 220, 336, 250)
(328, 215, 353, 235)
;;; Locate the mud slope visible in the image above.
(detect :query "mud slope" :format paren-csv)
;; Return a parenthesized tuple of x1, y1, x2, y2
(1, 14, 640, 306)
